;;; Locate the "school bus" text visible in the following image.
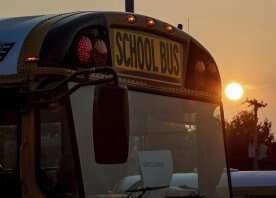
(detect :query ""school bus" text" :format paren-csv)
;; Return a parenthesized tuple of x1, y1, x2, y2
(113, 30, 183, 79)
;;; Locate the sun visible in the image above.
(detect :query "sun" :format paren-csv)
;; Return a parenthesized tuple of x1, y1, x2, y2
(225, 82, 244, 100)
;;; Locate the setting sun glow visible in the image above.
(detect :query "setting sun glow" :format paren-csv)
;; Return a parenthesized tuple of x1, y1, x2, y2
(225, 82, 244, 100)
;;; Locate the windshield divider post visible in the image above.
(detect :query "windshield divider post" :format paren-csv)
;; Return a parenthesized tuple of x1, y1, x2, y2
(220, 102, 233, 198)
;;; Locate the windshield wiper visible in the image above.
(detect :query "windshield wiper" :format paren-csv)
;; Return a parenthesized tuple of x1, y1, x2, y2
(166, 195, 205, 198)
(126, 185, 205, 198)
(126, 185, 169, 198)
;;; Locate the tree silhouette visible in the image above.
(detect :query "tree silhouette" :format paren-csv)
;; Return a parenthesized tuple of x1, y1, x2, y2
(225, 100, 275, 170)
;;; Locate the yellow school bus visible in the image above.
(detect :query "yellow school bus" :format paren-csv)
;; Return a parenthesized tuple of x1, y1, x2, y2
(0, 12, 231, 198)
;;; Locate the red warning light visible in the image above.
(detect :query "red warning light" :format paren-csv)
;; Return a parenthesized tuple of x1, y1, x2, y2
(77, 36, 93, 65)
(94, 39, 108, 66)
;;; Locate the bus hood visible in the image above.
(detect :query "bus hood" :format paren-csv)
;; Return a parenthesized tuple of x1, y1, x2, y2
(116, 171, 276, 192)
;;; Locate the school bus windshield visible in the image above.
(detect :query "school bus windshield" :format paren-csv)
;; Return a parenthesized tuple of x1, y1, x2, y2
(69, 88, 230, 198)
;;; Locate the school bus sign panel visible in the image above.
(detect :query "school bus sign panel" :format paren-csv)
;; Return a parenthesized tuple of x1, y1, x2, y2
(111, 28, 185, 86)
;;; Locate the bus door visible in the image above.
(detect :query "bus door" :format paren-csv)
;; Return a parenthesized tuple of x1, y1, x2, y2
(36, 99, 82, 197)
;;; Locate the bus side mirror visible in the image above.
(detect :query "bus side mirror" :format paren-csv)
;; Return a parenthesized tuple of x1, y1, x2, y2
(93, 85, 129, 164)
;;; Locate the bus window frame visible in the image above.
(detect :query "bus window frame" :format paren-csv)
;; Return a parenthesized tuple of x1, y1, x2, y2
(0, 88, 22, 179)
(0, 109, 22, 197)
(34, 88, 85, 198)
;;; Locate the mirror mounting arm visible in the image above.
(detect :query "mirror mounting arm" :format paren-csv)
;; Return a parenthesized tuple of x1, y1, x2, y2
(22, 66, 119, 107)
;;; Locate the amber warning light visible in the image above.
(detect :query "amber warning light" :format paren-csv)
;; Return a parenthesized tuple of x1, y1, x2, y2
(127, 15, 136, 24)
(25, 56, 39, 63)
(164, 24, 174, 33)
(146, 18, 156, 27)
(94, 39, 108, 66)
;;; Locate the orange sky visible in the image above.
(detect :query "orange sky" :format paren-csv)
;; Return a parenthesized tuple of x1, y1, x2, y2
(1, 0, 276, 132)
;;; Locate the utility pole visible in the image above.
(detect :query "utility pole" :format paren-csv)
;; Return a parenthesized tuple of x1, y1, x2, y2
(125, 0, 134, 13)
(245, 99, 267, 170)
(187, 17, 190, 33)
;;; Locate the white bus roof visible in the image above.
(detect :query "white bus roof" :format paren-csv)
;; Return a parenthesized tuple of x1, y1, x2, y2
(0, 15, 53, 75)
